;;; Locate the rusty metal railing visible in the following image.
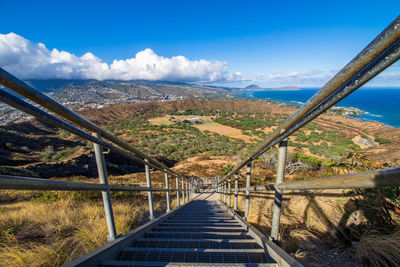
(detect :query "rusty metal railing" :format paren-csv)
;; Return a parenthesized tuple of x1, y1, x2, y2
(0, 69, 200, 241)
(215, 15, 400, 243)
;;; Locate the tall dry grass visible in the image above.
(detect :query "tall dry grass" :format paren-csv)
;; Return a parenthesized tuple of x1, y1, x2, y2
(224, 189, 400, 266)
(229, 191, 352, 264)
(356, 229, 400, 267)
(0, 192, 173, 267)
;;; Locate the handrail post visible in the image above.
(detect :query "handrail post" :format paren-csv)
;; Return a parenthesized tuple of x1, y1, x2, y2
(145, 162, 154, 220)
(190, 177, 193, 201)
(185, 181, 189, 202)
(228, 177, 231, 207)
(217, 176, 221, 200)
(222, 181, 225, 203)
(245, 162, 252, 219)
(234, 172, 238, 211)
(223, 181, 226, 203)
(221, 177, 223, 201)
(271, 138, 288, 243)
(225, 181, 228, 203)
(181, 179, 185, 204)
(176, 176, 180, 207)
(165, 173, 171, 213)
(93, 132, 117, 241)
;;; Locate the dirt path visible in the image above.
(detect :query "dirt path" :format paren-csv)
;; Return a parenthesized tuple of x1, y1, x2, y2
(314, 118, 368, 137)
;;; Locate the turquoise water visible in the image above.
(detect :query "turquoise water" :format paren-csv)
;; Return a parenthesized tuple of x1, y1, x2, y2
(235, 88, 400, 128)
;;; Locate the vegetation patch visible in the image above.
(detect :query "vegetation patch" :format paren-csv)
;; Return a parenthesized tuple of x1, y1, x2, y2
(104, 117, 246, 161)
(214, 111, 276, 130)
(375, 137, 394, 145)
(42, 146, 81, 163)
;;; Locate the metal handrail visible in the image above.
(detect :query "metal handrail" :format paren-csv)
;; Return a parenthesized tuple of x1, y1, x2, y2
(221, 15, 400, 181)
(214, 16, 400, 243)
(0, 175, 191, 192)
(219, 35, 400, 184)
(0, 68, 185, 179)
(0, 88, 181, 177)
(0, 68, 200, 241)
(0, 14, 399, 259)
(231, 167, 400, 192)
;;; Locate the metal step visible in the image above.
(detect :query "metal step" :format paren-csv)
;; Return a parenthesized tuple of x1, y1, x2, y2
(98, 199, 278, 266)
(133, 239, 261, 249)
(165, 219, 238, 223)
(102, 260, 278, 266)
(115, 249, 274, 264)
(122, 247, 265, 253)
(152, 226, 245, 232)
(169, 217, 234, 220)
(134, 238, 259, 243)
(144, 231, 253, 239)
(159, 222, 241, 227)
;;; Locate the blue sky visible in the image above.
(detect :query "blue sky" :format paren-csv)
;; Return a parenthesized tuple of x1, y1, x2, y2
(0, 0, 399, 87)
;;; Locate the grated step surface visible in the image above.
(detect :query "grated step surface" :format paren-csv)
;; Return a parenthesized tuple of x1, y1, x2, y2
(101, 199, 277, 266)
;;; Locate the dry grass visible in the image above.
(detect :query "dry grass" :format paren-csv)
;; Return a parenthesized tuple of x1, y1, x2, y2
(222, 189, 400, 266)
(148, 116, 173, 125)
(0, 194, 171, 267)
(356, 229, 400, 267)
(193, 121, 256, 143)
(227, 191, 354, 265)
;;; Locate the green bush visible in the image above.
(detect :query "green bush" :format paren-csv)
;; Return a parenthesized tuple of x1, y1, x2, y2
(375, 137, 394, 145)
(292, 152, 323, 170)
(42, 146, 80, 163)
(214, 111, 276, 130)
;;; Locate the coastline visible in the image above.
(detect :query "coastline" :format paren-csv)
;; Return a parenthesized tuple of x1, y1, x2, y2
(234, 89, 400, 128)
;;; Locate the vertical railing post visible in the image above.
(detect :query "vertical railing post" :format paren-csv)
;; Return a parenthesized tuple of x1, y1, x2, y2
(234, 172, 238, 211)
(165, 173, 171, 213)
(244, 162, 252, 219)
(190, 177, 193, 201)
(223, 181, 226, 203)
(181, 179, 185, 204)
(220, 177, 223, 202)
(271, 138, 288, 243)
(145, 162, 154, 220)
(186, 181, 189, 202)
(228, 177, 232, 207)
(220, 177, 223, 201)
(176, 176, 180, 208)
(93, 132, 117, 241)
(217, 176, 221, 200)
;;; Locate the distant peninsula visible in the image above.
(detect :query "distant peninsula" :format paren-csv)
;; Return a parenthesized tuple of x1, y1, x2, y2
(241, 84, 300, 91)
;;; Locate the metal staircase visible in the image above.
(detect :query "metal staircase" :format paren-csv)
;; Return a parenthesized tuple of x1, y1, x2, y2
(1, 16, 399, 267)
(101, 198, 277, 266)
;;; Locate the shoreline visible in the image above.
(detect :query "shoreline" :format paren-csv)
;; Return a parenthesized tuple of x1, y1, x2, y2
(234, 92, 399, 129)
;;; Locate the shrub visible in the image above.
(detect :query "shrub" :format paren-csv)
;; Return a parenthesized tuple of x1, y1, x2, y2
(375, 137, 394, 145)
(291, 152, 322, 170)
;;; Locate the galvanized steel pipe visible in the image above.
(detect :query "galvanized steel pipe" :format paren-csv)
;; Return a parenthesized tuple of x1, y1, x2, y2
(222, 15, 400, 181)
(0, 67, 185, 180)
(145, 163, 154, 220)
(165, 173, 171, 213)
(244, 162, 252, 219)
(234, 172, 239, 211)
(271, 139, 288, 243)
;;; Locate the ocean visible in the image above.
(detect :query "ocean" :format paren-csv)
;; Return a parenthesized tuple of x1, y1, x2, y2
(235, 88, 400, 128)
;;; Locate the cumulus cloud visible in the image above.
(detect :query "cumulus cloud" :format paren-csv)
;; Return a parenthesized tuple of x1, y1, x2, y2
(0, 33, 244, 82)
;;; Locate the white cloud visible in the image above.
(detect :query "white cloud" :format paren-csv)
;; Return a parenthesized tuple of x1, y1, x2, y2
(0, 32, 245, 82)
(268, 71, 301, 79)
(265, 64, 400, 87)
(368, 63, 400, 86)
(263, 69, 335, 86)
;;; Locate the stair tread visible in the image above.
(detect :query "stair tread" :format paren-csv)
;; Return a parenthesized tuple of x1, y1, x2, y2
(101, 199, 277, 266)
